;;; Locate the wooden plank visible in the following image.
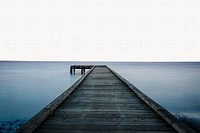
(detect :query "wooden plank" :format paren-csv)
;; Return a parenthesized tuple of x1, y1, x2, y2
(51, 112, 160, 118)
(35, 125, 177, 133)
(52, 110, 158, 115)
(78, 85, 129, 90)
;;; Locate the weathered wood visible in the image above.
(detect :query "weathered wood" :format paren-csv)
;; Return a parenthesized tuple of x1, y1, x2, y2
(17, 65, 196, 133)
(34, 124, 178, 133)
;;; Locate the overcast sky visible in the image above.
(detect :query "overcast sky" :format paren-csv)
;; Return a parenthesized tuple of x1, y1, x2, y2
(0, 0, 200, 61)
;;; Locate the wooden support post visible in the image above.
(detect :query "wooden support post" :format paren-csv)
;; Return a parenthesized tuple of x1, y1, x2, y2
(70, 66, 76, 74)
(73, 66, 75, 73)
(70, 66, 72, 74)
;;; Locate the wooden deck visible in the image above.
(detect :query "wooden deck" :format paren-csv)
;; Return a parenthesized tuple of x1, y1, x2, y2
(17, 66, 196, 133)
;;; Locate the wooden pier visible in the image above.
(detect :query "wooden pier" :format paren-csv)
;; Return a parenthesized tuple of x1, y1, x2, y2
(17, 65, 196, 133)
(70, 65, 94, 74)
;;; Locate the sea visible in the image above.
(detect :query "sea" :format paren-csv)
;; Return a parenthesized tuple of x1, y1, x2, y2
(0, 61, 200, 132)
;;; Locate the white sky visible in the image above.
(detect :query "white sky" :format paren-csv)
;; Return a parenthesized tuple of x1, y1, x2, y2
(0, 0, 200, 61)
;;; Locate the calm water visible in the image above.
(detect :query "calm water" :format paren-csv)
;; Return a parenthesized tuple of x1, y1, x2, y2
(0, 61, 200, 132)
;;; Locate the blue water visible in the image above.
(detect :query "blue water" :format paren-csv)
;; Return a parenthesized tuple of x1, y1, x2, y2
(0, 61, 200, 132)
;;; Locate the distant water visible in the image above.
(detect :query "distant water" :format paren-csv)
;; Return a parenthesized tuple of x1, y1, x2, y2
(0, 61, 200, 132)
